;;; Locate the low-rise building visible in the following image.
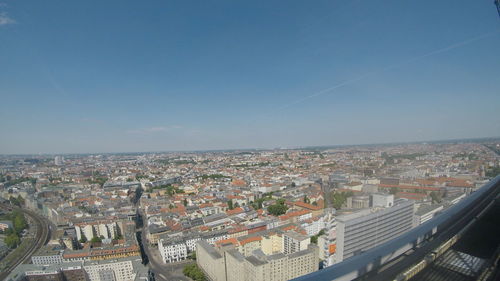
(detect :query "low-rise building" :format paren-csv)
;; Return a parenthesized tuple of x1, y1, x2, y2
(31, 245, 64, 265)
(83, 256, 147, 281)
(5, 262, 87, 281)
(0, 220, 13, 231)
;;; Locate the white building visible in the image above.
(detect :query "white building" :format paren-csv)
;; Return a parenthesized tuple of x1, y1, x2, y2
(283, 231, 310, 255)
(75, 222, 121, 241)
(200, 206, 219, 216)
(98, 224, 110, 239)
(84, 258, 137, 281)
(300, 216, 325, 236)
(54, 156, 64, 166)
(185, 236, 202, 252)
(81, 225, 94, 241)
(158, 237, 188, 263)
(371, 193, 394, 208)
(203, 231, 229, 245)
(335, 199, 414, 263)
(318, 211, 337, 267)
(31, 251, 63, 265)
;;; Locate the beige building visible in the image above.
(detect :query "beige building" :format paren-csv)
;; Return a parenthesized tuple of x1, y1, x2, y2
(196, 240, 227, 281)
(261, 233, 283, 255)
(75, 221, 122, 241)
(197, 240, 318, 281)
(238, 236, 262, 256)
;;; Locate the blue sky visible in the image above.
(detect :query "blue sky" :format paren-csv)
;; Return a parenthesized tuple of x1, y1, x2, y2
(1, 0, 499, 154)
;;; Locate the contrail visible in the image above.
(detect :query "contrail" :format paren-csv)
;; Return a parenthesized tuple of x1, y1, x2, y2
(270, 30, 500, 113)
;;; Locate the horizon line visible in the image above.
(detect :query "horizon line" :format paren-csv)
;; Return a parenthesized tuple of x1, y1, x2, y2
(1, 135, 499, 157)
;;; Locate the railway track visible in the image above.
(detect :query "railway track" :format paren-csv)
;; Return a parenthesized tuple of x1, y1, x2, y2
(0, 204, 50, 280)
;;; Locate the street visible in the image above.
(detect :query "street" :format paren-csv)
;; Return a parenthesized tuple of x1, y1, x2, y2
(140, 217, 193, 281)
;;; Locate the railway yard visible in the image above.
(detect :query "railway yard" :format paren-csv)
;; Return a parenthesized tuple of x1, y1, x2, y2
(0, 203, 50, 281)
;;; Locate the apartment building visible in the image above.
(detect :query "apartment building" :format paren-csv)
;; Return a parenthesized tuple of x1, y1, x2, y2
(158, 237, 188, 263)
(157, 230, 228, 263)
(75, 221, 122, 241)
(83, 257, 146, 281)
(335, 199, 414, 263)
(300, 216, 326, 236)
(196, 240, 319, 281)
(283, 231, 310, 255)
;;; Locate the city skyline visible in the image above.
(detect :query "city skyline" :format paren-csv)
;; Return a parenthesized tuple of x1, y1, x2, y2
(1, 1, 500, 279)
(1, 0, 500, 154)
(0, 135, 499, 156)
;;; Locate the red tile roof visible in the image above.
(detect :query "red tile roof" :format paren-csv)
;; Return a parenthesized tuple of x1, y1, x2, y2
(239, 236, 262, 246)
(215, 238, 239, 247)
(379, 184, 440, 191)
(226, 207, 244, 216)
(293, 201, 322, 211)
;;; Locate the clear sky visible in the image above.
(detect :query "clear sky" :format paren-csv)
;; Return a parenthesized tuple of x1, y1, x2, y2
(1, 0, 499, 154)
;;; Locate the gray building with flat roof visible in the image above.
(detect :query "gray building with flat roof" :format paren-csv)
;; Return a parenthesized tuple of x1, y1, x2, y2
(335, 199, 414, 263)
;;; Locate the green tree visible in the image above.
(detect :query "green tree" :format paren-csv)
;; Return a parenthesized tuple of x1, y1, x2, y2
(331, 191, 353, 210)
(310, 229, 326, 244)
(267, 199, 288, 216)
(228, 199, 234, 210)
(267, 204, 287, 216)
(183, 198, 188, 207)
(4, 227, 14, 235)
(5, 233, 20, 248)
(13, 212, 27, 234)
(9, 196, 20, 207)
(303, 195, 310, 204)
(79, 235, 87, 243)
(90, 236, 102, 243)
(188, 251, 197, 260)
(17, 195, 25, 206)
(183, 264, 206, 281)
(430, 191, 442, 203)
(311, 235, 318, 244)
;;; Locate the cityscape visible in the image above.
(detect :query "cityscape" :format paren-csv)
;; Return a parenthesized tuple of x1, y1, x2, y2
(1, 139, 500, 281)
(1, 1, 500, 281)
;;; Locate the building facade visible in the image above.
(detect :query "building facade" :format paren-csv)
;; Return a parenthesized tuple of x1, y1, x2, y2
(158, 237, 188, 263)
(196, 240, 319, 281)
(335, 199, 414, 263)
(283, 231, 310, 255)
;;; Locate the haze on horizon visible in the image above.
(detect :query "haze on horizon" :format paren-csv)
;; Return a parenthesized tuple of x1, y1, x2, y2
(1, 0, 499, 154)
